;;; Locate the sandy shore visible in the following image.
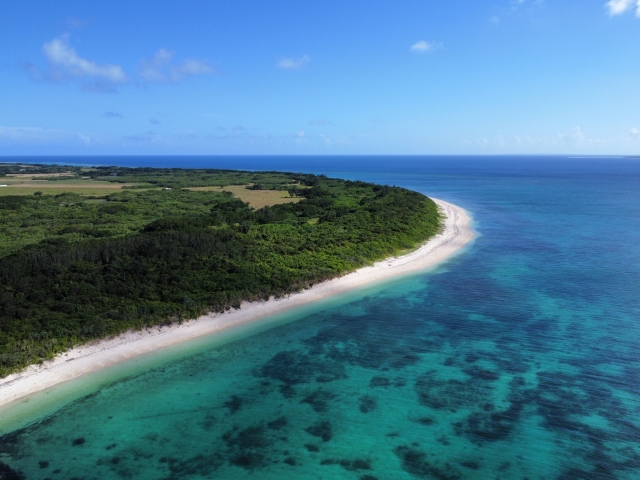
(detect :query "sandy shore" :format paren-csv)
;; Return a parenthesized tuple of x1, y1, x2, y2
(0, 198, 474, 408)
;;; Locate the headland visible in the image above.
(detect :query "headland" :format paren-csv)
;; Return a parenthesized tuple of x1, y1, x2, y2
(0, 198, 473, 409)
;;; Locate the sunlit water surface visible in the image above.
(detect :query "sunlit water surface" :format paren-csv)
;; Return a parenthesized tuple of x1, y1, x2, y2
(1, 156, 639, 479)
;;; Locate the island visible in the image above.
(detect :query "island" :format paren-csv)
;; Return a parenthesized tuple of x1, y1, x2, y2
(0, 163, 473, 406)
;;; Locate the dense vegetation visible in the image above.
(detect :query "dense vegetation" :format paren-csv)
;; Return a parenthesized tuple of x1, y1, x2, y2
(0, 165, 441, 376)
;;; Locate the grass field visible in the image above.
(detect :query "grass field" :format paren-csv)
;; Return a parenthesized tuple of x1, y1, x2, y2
(187, 185, 301, 208)
(0, 178, 135, 196)
(0, 176, 300, 208)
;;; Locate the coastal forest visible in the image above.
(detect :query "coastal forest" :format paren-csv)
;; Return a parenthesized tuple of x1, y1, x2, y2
(0, 165, 441, 376)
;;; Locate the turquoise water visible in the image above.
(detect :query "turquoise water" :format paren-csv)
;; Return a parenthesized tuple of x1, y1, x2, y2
(1, 156, 640, 479)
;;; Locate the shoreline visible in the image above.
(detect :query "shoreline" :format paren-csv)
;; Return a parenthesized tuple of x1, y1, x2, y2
(0, 198, 474, 409)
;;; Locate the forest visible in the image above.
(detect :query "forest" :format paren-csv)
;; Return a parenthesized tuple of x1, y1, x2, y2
(0, 165, 441, 376)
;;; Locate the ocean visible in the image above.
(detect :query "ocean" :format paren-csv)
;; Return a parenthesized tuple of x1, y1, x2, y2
(1, 155, 639, 479)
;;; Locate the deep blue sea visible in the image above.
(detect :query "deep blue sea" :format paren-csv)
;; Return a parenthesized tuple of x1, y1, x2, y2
(1, 156, 639, 479)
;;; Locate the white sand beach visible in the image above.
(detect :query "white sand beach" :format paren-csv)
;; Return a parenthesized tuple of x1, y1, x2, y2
(0, 198, 474, 409)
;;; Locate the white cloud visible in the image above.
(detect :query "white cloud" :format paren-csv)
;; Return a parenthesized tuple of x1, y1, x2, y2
(557, 126, 586, 143)
(606, 0, 633, 15)
(572, 126, 585, 142)
(102, 111, 123, 118)
(43, 35, 126, 83)
(277, 55, 310, 70)
(178, 59, 213, 76)
(140, 49, 213, 82)
(29, 36, 214, 91)
(292, 130, 307, 145)
(605, 0, 640, 16)
(140, 50, 172, 82)
(410, 41, 443, 53)
(630, 127, 640, 140)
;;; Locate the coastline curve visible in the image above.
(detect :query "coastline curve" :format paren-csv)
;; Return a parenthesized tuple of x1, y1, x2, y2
(0, 198, 474, 409)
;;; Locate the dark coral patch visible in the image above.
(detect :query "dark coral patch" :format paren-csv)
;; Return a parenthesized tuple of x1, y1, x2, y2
(453, 380, 529, 444)
(279, 384, 296, 398)
(261, 351, 346, 386)
(321, 458, 372, 471)
(359, 395, 378, 413)
(463, 366, 499, 382)
(414, 417, 435, 426)
(221, 425, 279, 471)
(162, 453, 224, 478)
(460, 460, 480, 470)
(223, 395, 243, 414)
(301, 389, 336, 413)
(369, 376, 391, 388)
(230, 452, 266, 470)
(394, 446, 462, 480)
(200, 413, 216, 431)
(457, 406, 521, 443)
(305, 421, 333, 442)
(414, 370, 495, 412)
(388, 352, 421, 369)
(0, 461, 26, 480)
(223, 426, 270, 450)
(267, 416, 288, 430)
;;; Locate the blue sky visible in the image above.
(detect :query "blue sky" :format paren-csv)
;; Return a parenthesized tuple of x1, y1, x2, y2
(1, 0, 639, 155)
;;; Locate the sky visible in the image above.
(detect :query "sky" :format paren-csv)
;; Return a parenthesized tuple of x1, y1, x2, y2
(1, 0, 639, 156)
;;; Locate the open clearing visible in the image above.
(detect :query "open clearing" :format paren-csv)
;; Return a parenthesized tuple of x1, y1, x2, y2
(0, 176, 301, 208)
(0, 179, 135, 196)
(187, 185, 301, 208)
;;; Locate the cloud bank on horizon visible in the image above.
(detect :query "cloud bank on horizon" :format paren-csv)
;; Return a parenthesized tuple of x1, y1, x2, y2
(0, 1, 639, 155)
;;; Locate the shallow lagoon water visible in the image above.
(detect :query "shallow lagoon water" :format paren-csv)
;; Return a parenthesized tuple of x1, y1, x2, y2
(1, 156, 639, 479)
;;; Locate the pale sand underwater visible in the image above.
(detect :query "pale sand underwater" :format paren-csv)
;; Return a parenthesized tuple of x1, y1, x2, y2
(0, 198, 473, 409)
